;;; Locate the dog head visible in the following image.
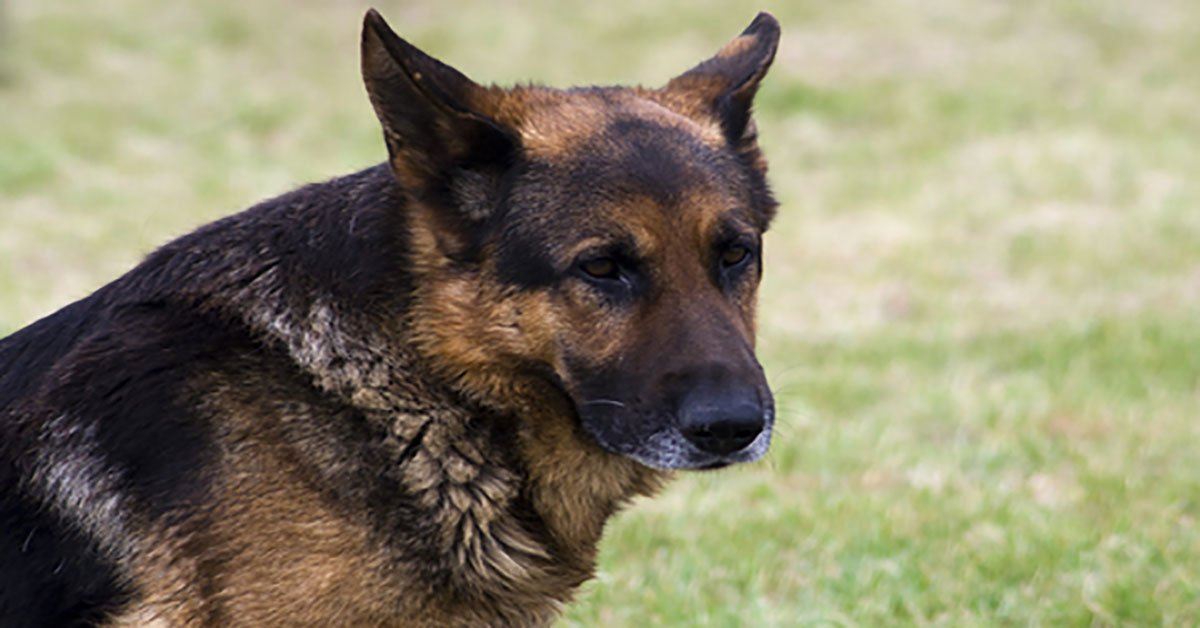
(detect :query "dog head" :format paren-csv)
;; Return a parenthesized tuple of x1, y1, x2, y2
(362, 10, 779, 471)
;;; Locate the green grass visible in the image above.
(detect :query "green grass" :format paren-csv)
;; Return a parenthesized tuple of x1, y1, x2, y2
(3, 0, 1200, 624)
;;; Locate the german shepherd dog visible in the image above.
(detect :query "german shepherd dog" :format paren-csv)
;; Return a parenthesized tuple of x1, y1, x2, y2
(0, 9, 779, 626)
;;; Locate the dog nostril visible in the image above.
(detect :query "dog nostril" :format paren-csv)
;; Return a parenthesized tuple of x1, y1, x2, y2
(681, 415, 764, 456)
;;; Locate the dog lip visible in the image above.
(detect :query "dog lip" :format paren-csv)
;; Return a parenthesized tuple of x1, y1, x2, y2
(573, 401, 774, 471)
(573, 403, 638, 457)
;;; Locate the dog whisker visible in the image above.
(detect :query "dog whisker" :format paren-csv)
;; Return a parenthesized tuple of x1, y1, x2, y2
(581, 399, 627, 408)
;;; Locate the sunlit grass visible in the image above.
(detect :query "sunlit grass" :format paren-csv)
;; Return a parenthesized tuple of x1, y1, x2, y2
(3, 0, 1199, 624)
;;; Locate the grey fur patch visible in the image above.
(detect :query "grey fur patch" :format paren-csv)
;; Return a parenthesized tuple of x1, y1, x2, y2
(32, 414, 138, 563)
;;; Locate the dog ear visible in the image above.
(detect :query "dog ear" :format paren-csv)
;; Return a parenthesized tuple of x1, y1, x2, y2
(663, 12, 779, 147)
(361, 9, 516, 220)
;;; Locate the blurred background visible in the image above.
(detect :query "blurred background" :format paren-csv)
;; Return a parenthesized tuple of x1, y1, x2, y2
(2, 0, 1199, 624)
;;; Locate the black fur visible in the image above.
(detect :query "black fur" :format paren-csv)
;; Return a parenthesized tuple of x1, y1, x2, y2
(0, 486, 127, 627)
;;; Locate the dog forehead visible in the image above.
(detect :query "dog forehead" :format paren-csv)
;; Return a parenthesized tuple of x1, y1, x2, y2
(506, 153, 741, 251)
(507, 96, 745, 221)
(510, 88, 726, 159)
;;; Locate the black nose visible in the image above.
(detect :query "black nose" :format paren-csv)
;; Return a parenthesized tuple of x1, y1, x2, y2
(678, 386, 765, 456)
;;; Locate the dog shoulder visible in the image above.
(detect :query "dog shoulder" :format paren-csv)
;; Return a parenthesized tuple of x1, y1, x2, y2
(0, 295, 267, 624)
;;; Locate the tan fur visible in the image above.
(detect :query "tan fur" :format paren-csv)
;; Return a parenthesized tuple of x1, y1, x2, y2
(109, 464, 401, 626)
(404, 200, 668, 558)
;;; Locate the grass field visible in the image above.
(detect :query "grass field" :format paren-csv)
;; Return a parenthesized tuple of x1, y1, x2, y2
(3, 0, 1200, 624)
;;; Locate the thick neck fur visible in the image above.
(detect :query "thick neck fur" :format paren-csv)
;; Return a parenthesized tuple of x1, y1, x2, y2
(123, 164, 663, 622)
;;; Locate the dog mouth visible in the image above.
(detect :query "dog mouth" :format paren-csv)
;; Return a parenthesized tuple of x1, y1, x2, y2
(575, 405, 774, 472)
(538, 365, 775, 471)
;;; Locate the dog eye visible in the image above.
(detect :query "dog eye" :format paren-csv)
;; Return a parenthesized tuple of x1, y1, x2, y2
(721, 245, 751, 267)
(579, 257, 620, 280)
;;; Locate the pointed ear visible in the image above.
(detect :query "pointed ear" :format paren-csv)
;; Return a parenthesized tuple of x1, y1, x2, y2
(361, 9, 516, 214)
(663, 12, 780, 145)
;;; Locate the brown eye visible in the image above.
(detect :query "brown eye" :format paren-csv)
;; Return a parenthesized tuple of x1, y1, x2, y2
(721, 245, 750, 267)
(580, 257, 619, 279)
